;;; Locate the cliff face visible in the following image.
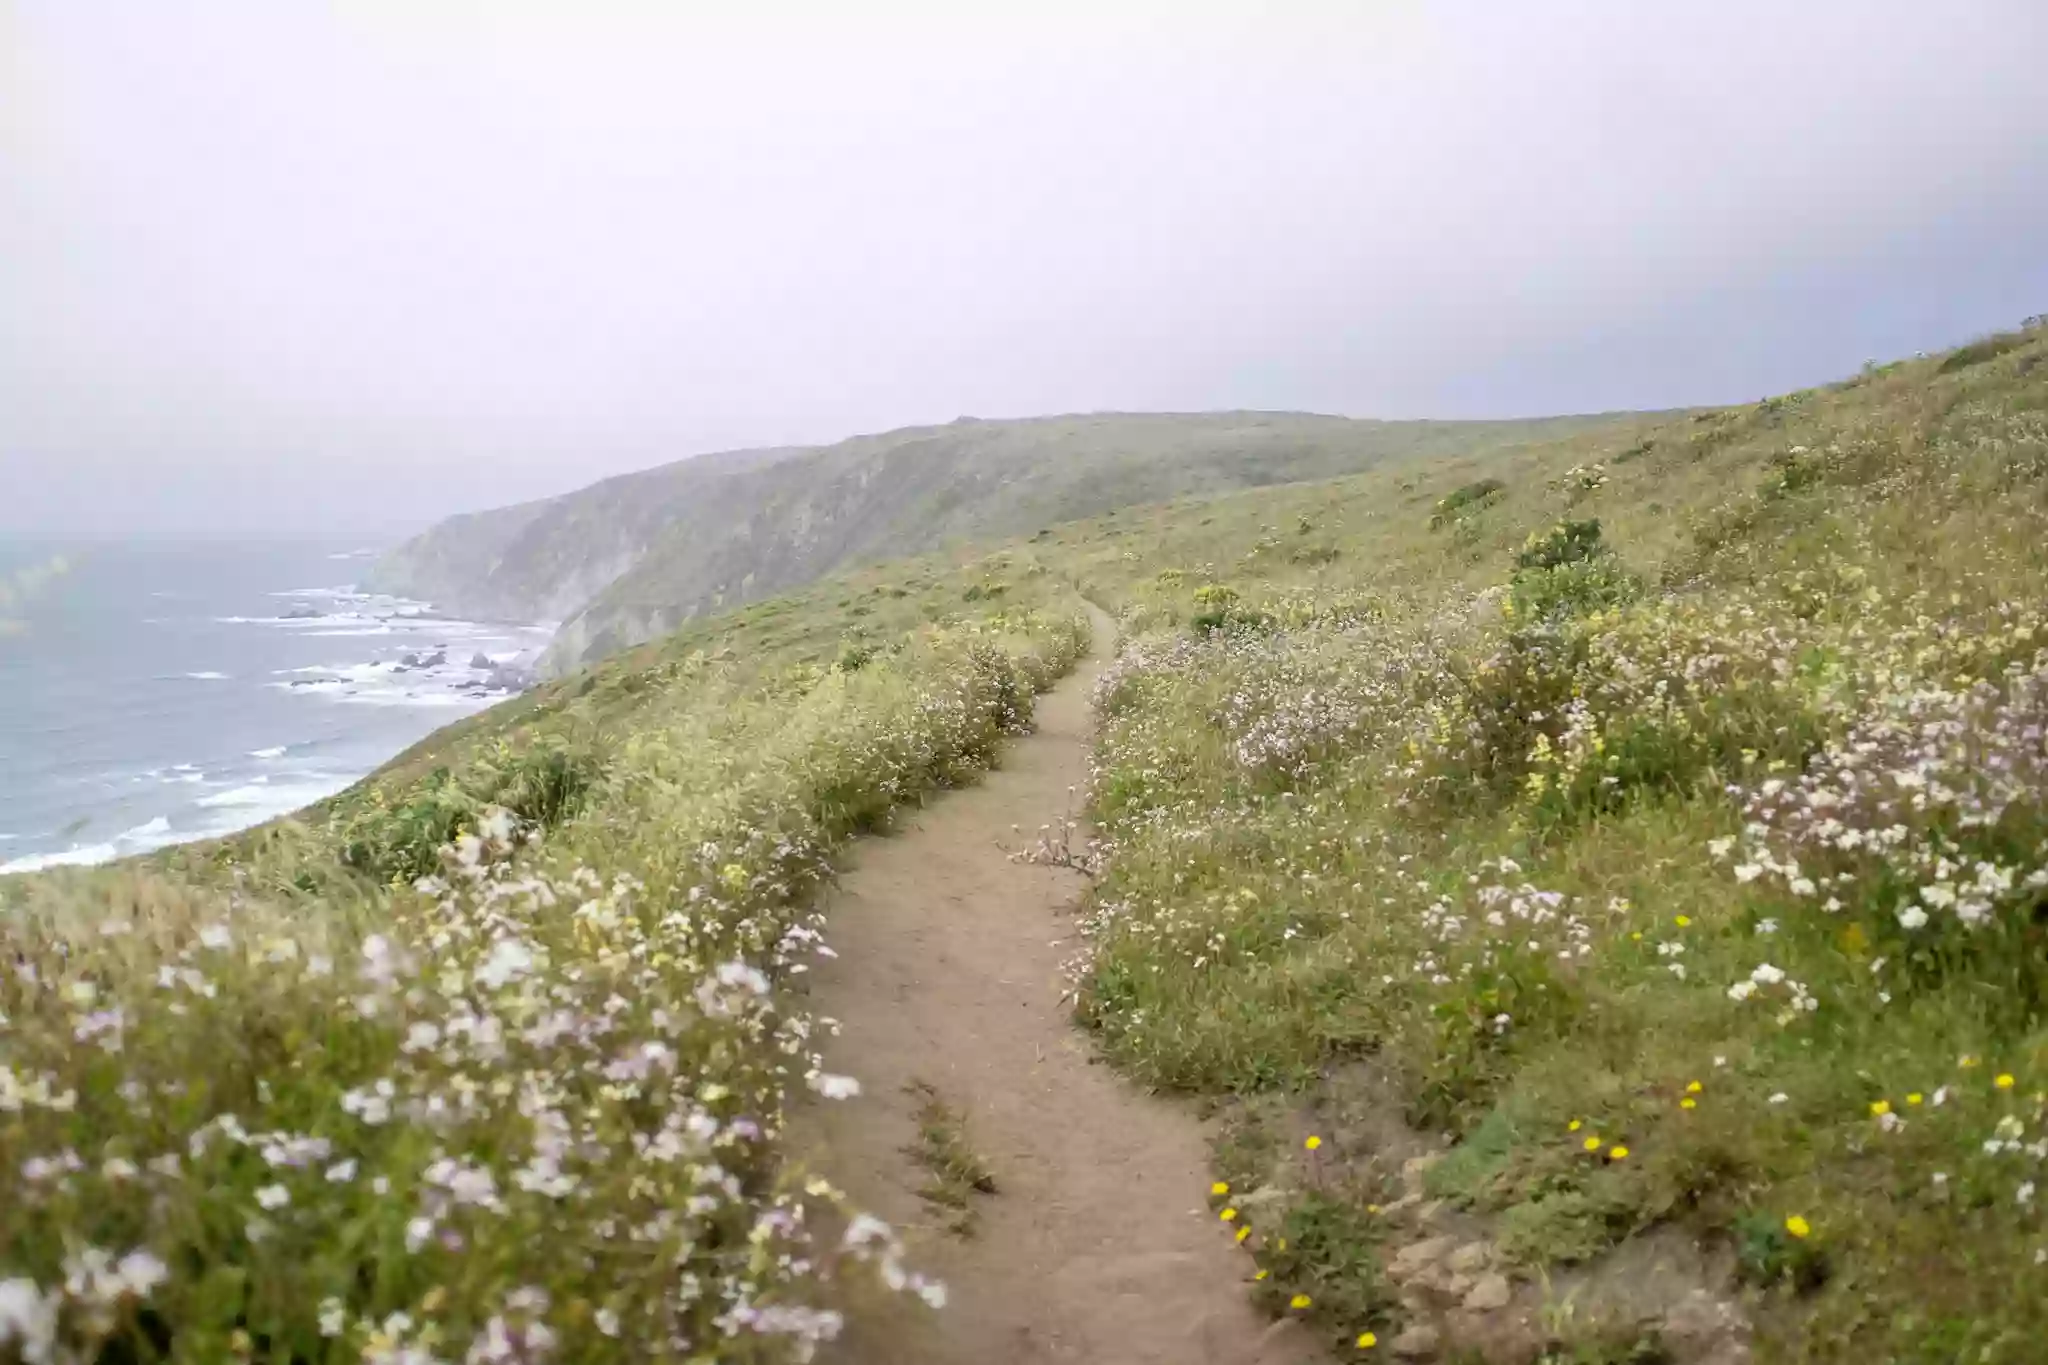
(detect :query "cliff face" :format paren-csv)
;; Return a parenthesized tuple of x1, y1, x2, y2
(370, 410, 1642, 670)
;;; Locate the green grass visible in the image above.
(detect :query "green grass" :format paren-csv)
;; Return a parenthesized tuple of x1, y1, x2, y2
(0, 557, 1088, 1362)
(902, 1081, 998, 1237)
(7, 318, 2047, 1362)
(1050, 319, 2048, 1359)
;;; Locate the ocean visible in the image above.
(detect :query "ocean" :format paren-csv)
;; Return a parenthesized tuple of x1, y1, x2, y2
(0, 536, 550, 875)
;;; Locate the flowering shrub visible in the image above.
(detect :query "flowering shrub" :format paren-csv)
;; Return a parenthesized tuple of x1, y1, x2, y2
(0, 609, 1086, 1364)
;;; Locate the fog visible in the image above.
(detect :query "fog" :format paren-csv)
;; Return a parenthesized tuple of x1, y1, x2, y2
(3, 1, 2044, 536)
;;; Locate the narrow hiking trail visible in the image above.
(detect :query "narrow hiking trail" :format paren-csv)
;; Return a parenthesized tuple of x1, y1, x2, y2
(801, 605, 1322, 1365)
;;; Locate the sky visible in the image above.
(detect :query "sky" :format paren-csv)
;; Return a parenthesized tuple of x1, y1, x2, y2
(2, 2, 2045, 537)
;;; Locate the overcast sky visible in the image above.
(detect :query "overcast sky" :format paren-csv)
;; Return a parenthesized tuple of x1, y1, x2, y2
(3, 2, 2044, 536)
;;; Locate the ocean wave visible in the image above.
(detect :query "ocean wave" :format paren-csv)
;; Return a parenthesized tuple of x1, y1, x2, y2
(196, 782, 271, 809)
(120, 815, 173, 840)
(1, 843, 121, 875)
(249, 746, 288, 759)
(184, 670, 231, 681)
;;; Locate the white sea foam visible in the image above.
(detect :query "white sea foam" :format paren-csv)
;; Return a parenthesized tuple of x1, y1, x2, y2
(195, 785, 272, 806)
(250, 746, 288, 759)
(120, 816, 173, 840)
(184, 670, 231, 680)
(1, 843, 121, 875)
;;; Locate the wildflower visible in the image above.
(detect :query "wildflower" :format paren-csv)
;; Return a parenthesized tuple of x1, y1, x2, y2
(1608, 1145, 1630, 1160)
(1211, 1181, 1230, 1196)
(1769, 1092, 1789, 1104)
(1675, 915, 1692, 927)
(1870, 1100, 1891, 1118)
(1220, 1208, 1238, 1222)
(1253, 1269, 1269, 1281)
(1304, 1135, 1323, 1151)
(809, 1073, 862, 1100)
(1961, 1055, 1981, 1070)
(0, 1280, 58, 1364)
(1289, 1294, 1312, 1310)
(1567, 1119, 1582, 1132)
(1997, 1073, 2017, 1090)
(1236, 1226, 1251, 1244)
(1357, 1330, 1379, 1348)
(1906, 1093, 1923, 1106)
(255, 1183, 290, 1211)
(1686, 1081, 1703, 1093)
(1583, 1136, 1602, 1152)
(1680, 1098, 1697, 1110)
(1785, 1215, 1811, 1239)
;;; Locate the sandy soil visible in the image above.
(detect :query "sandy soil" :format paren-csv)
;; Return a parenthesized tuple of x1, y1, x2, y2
(799, 605, 1323, 1365)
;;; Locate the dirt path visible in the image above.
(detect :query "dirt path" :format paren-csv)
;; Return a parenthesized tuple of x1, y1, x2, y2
(801, 605, 1322, 1365)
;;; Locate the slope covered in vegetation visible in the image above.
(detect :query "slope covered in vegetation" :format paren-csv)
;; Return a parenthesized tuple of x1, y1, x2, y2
(1048, 320, 2048, 1360)
(0, 557, 1089, 1363)
(370, 411, 1652, 674)
(7, 321, 2046, 1364)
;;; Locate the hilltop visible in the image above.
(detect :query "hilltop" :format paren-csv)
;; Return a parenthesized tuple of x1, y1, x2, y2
(368, 410, 1652, 674)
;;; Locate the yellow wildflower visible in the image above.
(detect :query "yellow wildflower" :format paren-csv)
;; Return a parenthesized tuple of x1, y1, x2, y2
(1960, 1055, 1980, 1069)
(1680, 1098, 1697, 1110)
(1290, 1294, 1313, 1310)
(1583, 1136, 1602, 1151)
(1996, 1073, 2016, 1090)
(1305, 1135, 1323, 1151)
(1236, 1225, 1251, 1244)
(1675, 915, 1692, 927)
(1906, 1093, 1923, 1106)
(1608, 1145, 1630, 1160)
(1785, 1215, 1811, 1238)
(1254, 1269, 1269, 1281)
(1568, 1119, 1583, 1132)
(1869, 1099, 1891, 1117)
(1686, 1080, 1703, 1094)
(1357, 1331, 1379, 1349)
(1211, 1181, 1230, 1196)
(1220, 1207, 1238, 1222)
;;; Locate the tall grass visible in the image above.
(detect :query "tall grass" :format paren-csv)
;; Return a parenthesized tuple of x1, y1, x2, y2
(0, 604, 1086, 1365)
(1067, 322, 2048, 1359)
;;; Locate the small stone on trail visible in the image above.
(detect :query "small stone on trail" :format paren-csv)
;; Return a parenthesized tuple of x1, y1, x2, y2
(1390, 1322, 1442, 1358)
(1461, 1272, 1512, 1312)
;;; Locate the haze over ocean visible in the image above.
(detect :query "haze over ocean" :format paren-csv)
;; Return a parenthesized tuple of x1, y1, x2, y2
(0, 536, 549, 873)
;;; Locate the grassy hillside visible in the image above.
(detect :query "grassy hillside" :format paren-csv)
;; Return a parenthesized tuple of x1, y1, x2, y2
(1034, 320, 2048, 1360)
(6, 321, 2045, 1363)
(0, 553, 1091, 1363)
(370, 411, 1655, 673)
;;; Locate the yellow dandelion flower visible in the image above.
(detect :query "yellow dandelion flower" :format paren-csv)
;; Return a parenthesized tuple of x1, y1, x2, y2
(1236, 1225, 1251, 1244)
(1869, 1099, 1891, 1117)
(1254, 1269, 1269, 1281)
(1367, 1203, 1383, 1214)
(1996, 1073, 2016, 1090)
(1220, 1208, 1238, 1222)
(1357, 1330, 1379, 1349)
(1211, 1181, 1230, 1196)
(1568, 1119, 1583, 1132)
(1675, 915, 1692, 927)
(1608, 1144, 1630, 1160)
(1305, 1135, 1323, 1151)
(1906, 1092, 1923, 1106)
(1583, 1136, 1602, 1152)
(1784, 1215, 1811, 1239)
(1290, 1294, 1313, 1310)
(1686, 1080, 1703, 1094)
(1630, 931, 1643, 941)
(1680, 1098, 1697, 1110)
